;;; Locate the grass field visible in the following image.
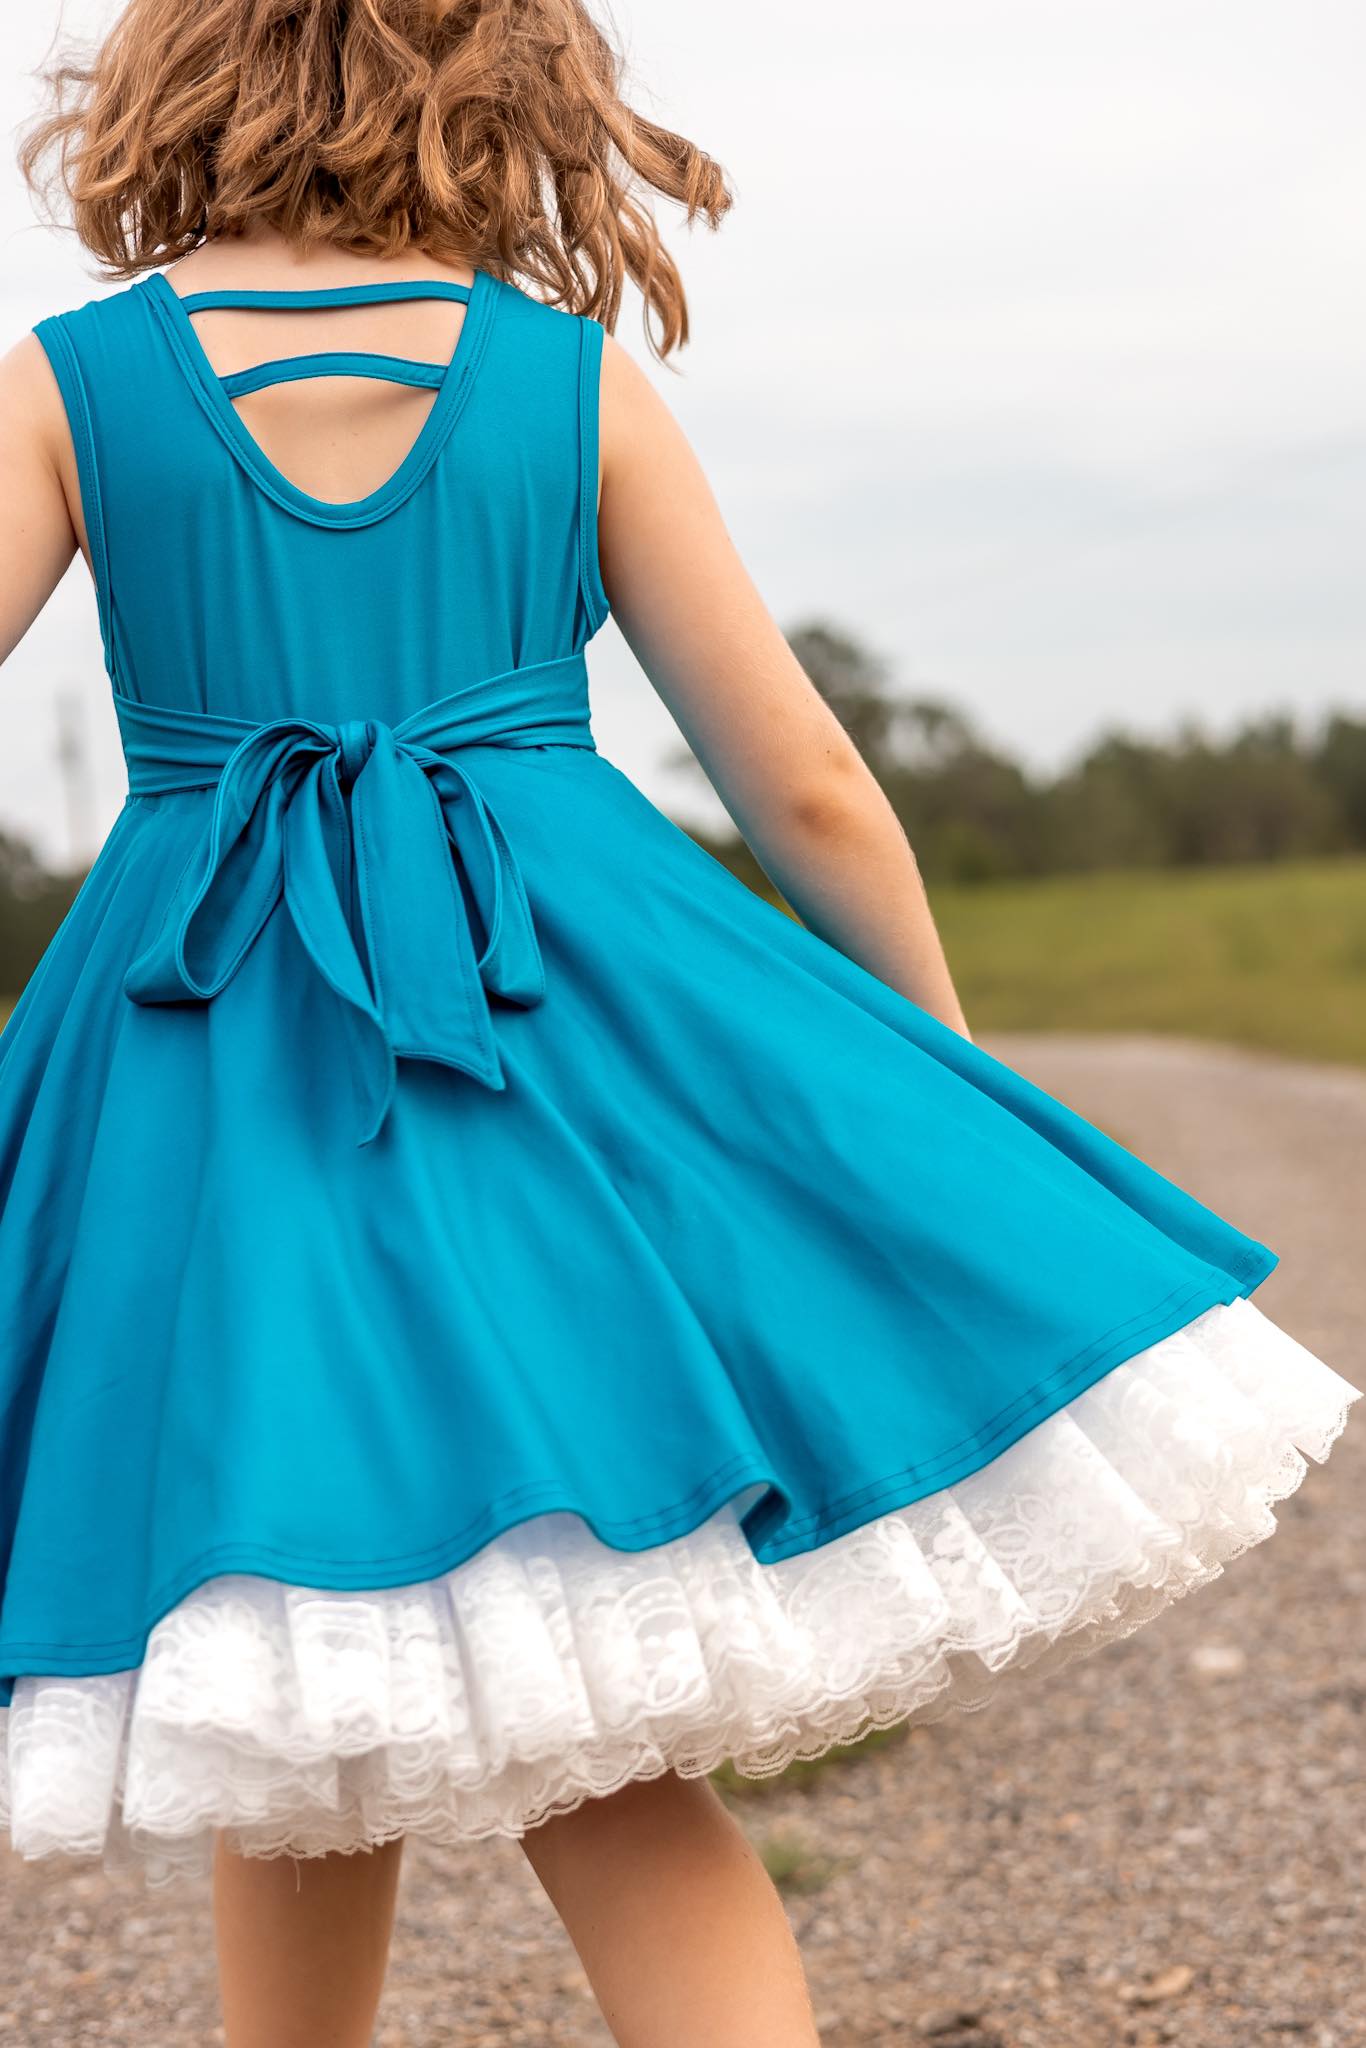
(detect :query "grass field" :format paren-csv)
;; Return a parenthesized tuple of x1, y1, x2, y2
(929, 855, 1366, 1070)
(3, 856, 1364, 1067)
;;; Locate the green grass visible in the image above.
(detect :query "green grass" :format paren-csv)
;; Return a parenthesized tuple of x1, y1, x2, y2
(751, 1827, 851, 1894)
(929, 856, 1366, 1070)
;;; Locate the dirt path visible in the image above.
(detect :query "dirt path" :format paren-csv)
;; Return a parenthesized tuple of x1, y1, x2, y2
(3, 1035, 1363, 2048)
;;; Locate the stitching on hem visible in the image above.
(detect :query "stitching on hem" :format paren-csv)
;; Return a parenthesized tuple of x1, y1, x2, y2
(0, 1456, 769, 1666)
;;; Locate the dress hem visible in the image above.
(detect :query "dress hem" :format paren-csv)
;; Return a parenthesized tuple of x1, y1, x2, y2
(0, 1250, 1277, 1690)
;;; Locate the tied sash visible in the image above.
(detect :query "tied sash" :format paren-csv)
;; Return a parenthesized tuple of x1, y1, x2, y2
(115, 652, 595, 1146)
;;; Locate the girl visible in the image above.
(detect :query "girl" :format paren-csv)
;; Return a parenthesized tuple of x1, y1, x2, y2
(0, 3, 1358, 2044)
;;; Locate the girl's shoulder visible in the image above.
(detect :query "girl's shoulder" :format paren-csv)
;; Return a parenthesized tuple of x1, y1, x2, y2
(40, 274, 149, 319)
(31, 276, 155, 357)
(488, 270, 604, 341)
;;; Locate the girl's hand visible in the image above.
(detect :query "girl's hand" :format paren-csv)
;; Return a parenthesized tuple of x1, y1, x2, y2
(596, 335, 971, 1042)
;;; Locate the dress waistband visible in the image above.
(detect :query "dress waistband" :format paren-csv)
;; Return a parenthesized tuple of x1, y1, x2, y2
(115, 653, 596, 1147)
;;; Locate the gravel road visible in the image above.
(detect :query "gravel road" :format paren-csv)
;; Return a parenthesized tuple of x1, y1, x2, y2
(2, 1033, 1363, 2048)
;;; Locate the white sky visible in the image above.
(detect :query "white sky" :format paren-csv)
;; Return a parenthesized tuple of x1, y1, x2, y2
(2, 1, 1363, 864)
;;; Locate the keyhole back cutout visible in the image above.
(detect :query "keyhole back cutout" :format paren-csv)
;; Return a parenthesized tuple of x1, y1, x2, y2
(146, 273, 491, 523)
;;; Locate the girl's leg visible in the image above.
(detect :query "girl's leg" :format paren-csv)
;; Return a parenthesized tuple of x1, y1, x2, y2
(520, 1769, 822, 2048)
(212, 1830, 405, 2048)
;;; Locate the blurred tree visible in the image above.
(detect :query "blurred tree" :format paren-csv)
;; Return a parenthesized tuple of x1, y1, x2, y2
(1313, 714, 1366, 848)
(1047, 716, 1343, 870)
(881, 708, 1045, 882)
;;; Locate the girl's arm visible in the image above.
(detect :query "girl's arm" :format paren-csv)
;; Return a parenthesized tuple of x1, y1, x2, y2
(596, 336, 971, 1041)
(0, 337, 81, 668)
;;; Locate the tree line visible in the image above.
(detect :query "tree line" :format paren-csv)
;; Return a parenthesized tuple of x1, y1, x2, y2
(678, 621, 1366, 892)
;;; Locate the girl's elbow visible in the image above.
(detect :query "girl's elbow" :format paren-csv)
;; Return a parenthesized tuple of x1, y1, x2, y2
(783, 751, 886, 842)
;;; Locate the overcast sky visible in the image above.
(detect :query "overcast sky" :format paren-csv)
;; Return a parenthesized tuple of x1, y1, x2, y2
(2, 1, 1363, 865)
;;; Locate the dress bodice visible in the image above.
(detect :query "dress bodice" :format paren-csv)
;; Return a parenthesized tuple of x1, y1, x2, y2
(34, 268, 610, 730)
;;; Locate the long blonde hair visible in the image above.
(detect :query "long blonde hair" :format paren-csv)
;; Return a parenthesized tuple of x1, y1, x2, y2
(20, 0, 731, 356)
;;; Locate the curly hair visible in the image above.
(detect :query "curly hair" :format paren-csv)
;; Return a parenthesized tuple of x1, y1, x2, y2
(19, 0, 732, 356)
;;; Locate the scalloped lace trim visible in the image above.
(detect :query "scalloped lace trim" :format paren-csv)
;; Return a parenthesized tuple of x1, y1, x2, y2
(1, 1296, 1358, 1889)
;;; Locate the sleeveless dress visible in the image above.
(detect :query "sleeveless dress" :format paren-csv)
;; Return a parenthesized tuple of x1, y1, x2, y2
(0, 267, 1359, 1890)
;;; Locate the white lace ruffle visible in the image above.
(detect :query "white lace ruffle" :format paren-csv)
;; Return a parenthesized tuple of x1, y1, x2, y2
(1, 1295, 1358, 1889)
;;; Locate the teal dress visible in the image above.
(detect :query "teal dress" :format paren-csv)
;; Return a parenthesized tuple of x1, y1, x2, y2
(0, 269, 1357, 1885)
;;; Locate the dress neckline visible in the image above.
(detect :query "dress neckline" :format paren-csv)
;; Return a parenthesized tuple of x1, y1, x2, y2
(141, 268, 498, 530)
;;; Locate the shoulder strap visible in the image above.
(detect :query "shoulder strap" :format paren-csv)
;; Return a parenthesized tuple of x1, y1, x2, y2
(33, 312, 115, 675)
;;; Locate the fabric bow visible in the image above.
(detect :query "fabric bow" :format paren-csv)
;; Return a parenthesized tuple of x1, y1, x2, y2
(123, 715, 545, 1146)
